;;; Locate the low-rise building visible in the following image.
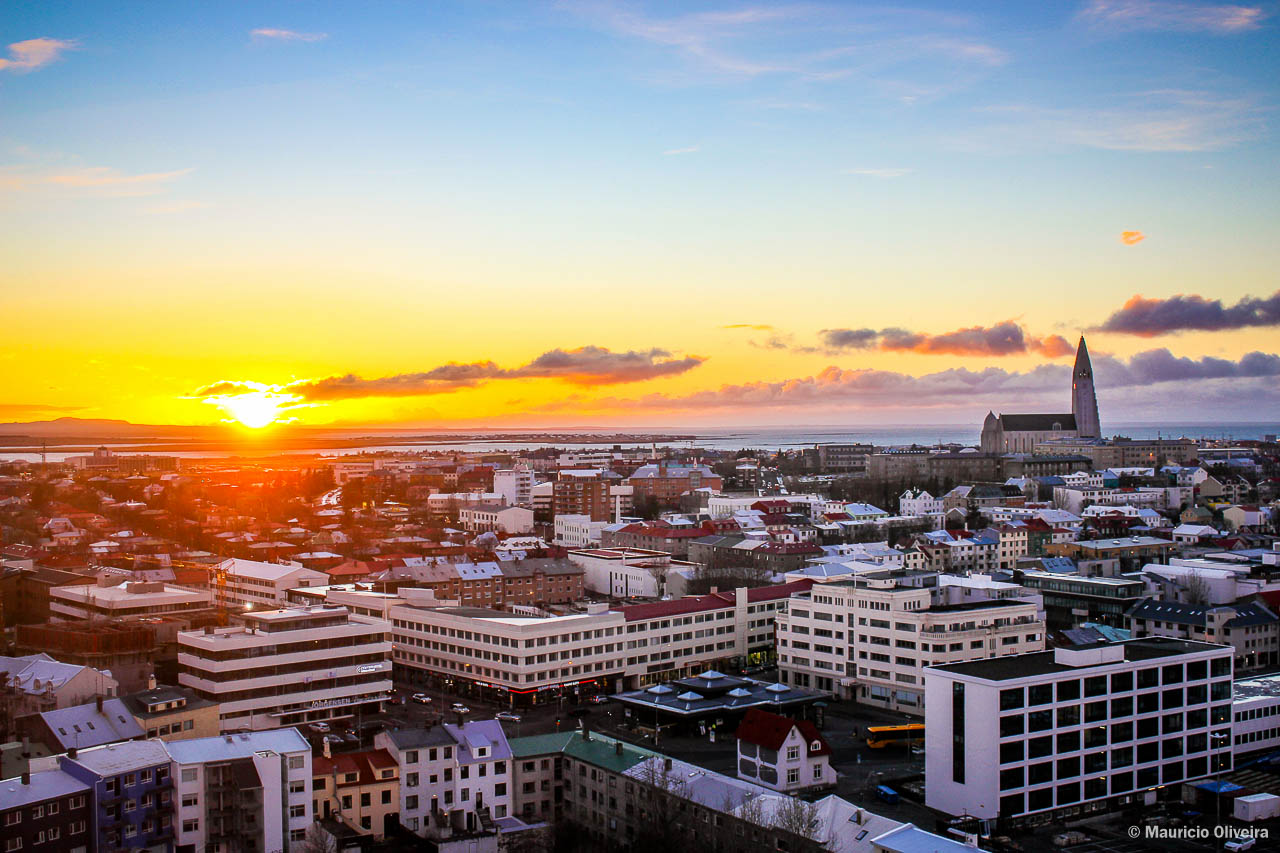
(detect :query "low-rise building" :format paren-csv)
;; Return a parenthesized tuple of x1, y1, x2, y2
(734, 707, 835, 793)
(212, 557, 328, 610)
(119, 683, 219, 741)
(568, 547, 696, 599)
(312, 747, 400, 839)
(0, 767, 92, 852)
(459, 504, 535, 535)
(56, 739, 175, 850)
(48, 580, 213, 622)
(1127, 598, 1279, 672)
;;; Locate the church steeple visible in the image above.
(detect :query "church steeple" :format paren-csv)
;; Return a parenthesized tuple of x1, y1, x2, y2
(1071, 336, 1101, 439)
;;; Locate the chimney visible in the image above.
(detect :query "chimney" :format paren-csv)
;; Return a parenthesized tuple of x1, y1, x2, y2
(615, 742, 623, 756)
(582, 724, 590, 742)
(663, 757, 672, 771)
(21, 771, 31, 786)
(96, 695, 104, 713)
(147, 674, 156, 691)
(67, 747, 77, 759)
(323, 737, 331, 759)
(204, 626, 215, 635)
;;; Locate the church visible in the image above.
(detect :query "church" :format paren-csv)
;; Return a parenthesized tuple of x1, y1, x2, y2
(980, 336, 1101, 454)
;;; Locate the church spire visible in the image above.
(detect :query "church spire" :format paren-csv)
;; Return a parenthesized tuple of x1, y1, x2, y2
(1071, 336, 1101, 439)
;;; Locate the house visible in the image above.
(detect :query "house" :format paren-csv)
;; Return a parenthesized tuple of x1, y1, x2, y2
(16, 696, 144, 753)
(1224, 505, 1271, 532)
(734, 708, 835, 793)
(313, 748, 400, 840)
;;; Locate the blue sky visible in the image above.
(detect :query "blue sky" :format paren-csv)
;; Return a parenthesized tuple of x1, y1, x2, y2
(2, 1, 1278, 427)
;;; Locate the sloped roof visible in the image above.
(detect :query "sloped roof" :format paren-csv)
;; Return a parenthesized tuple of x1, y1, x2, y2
(734, 708, 831, 756)
(40, 698, 144, 750)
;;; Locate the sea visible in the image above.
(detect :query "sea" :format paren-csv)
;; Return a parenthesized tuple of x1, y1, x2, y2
(1, 423, 1274, 463)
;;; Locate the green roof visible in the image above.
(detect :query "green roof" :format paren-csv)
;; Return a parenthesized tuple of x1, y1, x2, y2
(509, 731, 662, 775)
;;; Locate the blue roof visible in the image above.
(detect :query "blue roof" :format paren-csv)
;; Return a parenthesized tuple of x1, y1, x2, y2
(166, 728, 310, 763)
(872, 823, 976, 853)
(0, 768, 90, 809)
(41, 698, 144, 750)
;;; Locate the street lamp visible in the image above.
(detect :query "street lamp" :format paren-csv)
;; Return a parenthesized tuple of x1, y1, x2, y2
(1210, 731, 1230, 852)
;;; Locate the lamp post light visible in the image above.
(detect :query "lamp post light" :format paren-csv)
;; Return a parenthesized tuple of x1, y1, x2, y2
(1210, 730, 1230, 852)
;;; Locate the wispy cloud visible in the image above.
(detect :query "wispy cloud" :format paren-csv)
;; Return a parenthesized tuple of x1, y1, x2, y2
(1096, 290, 1280, 336)
(0, 38, 76, 73)
(0, 165, 193, 197)
(967, 90, 1262, 153)
(723, 323, 774, 331)
(251, 28, 328, 43)
(816, 321, 1075, 358)
(842, 168, 913, 178)
(1121, 230, 1146, 245)
(663, 145, 700, 155)
(1078, 0, 1265, 33)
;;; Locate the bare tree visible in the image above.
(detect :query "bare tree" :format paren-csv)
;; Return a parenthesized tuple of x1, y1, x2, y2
(1186, 571, 1211, 606)
(294, 825, 338, 853)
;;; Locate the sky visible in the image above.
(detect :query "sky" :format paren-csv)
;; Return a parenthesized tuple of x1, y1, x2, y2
(2, 1, 1278, 431)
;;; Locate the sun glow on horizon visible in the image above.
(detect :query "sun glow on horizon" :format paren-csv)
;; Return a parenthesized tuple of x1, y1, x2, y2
(207, 390, 298, 429)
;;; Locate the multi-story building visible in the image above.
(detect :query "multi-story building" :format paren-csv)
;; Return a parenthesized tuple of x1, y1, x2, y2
(814, 443, 875, 474)
(1127, 598, 1280, 672)
(924, 638, 1234, 827)
(553, 514, 609, 548)
(899, 489, 942, 519)
(48, 581, 213, 623)
(458, 504, 535, 534)
(1, 655, 120, 742)
(166, 728, 313, 852)
(626, 463, 722, 506)
(119, 682, 220, 742)
(1014, 571, 1146, 629)
(312, 748, 399, 839)
(0, 768, 92, 853)
(567, 547, 696, 599)
(178, 606, 392, 732)
(377, 557, 584, 610)
(601, 522, 709, 560)
(390, 581, 811, 703)
(211, 558, 328, 610)
(553, 470, 616, 521)
(374, 719, 513, 840)
(493, 465, 536, 508)
(734, 707, 836, 793)
(57, 739, 175, 850)
(776, 575, 1044, 712)
(1046, 536, 1178, 572)
(1231, 672, 1280, 758)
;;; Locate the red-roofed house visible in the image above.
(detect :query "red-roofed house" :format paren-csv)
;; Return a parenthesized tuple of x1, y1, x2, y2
(734, 707, 835, 793)
(313, 747, 400, 839)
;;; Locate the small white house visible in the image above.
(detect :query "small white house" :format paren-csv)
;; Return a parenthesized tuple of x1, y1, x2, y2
(734, 708, 836, 793)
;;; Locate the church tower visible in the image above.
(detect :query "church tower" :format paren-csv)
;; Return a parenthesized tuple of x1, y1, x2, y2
(1071, 336, 1101, 439)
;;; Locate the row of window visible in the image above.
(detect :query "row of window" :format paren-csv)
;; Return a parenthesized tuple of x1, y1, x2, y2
(1000, 705, 1231, 739)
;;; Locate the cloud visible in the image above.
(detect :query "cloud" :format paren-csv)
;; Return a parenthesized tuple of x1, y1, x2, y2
(251, 28, 328, 42)
(189, 346, 706, 403)
(1121, 230, 1146, 245)
(662, 146, 700, 155)
(1, 165, 192, 198)
(966, 91, 1262, 153)
(1078, 0, 1264, 33)
(541, 348, 1280, 414)
(1097, 290, 1280, 336)
(0, 38, 75, 73)
(723, 324, 774, 331)
(842, 168, 913, 178)
(816, 322, 1075, 357)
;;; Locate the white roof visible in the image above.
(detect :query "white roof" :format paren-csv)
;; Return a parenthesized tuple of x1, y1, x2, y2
(68, 740, 171, 774)
(166, 728, 310, 763)
(218, 557, 324, 582)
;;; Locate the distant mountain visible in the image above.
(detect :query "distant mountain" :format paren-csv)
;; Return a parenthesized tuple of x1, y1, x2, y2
(0, 417, 233, 441)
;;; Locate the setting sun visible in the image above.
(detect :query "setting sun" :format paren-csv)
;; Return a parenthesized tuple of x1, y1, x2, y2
(210, 390, 295, 429)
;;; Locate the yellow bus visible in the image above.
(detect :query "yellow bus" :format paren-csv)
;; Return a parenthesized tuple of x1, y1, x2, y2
(863, 724, 924, 749)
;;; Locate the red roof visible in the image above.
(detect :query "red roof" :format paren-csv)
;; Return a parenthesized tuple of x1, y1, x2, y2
(621, 579, 814, 621)
(734, 708, 831, 756)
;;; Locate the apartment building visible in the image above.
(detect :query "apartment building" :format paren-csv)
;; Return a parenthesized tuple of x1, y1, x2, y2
(776, 575, 1044, 713)
(178, 606, 392, 732)
(1127, 598, 1279, 672)
(553, 514, 609, 548)
(1015, 571, 1145, 629)
(56, 739, 175, 850)
(120, 683, 220, 742)
(166, 728, 313, 851)
(458, 504, 535, 535)
(390, 582, 811, 704)
(554, 470, 617, 521)
(377, 557, 584, 610)
(568, 547, 697, 599)
(48, 580, 213, 622)
(374, 719, 513, 841)
(0, 768, 92, 853)
(1232, 672, 1280, 758)
(626, 463, 722, 505)
(493, 465, 536, 508)
(212, 558, 328, 610)
(924, 638, 1234, 828)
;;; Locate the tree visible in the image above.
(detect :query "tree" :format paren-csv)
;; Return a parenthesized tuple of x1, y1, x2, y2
(1186, 571, 1211, 606)
(294, 826, 338, 853)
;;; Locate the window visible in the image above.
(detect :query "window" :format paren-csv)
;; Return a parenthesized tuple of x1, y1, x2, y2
(999, 688, 1024, 711)
(1056, 680, 1080, 702)
(288, 756, 305, 770)
(382, 790, 391, 804)
(406, 750, 419, 763)
(361, 793, 371, 808)
(182, 819, 199, 833)
(4, 839, 19, 852)
(289, 805, 306, 818)
(786, 746, 799, 761)
(181, 794, 198, 808)
(289, 781, 305, 794)
(181, 769, 197, 783)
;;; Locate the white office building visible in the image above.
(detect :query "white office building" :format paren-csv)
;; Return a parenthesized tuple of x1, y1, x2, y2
(178, 606, 392, 732)
(494, 466, 536, 508)
(50, 580, 213, 622)
(776, 575, 1045, 712)
(553, 514, 609, 548)
(924, 638, 1234, 828)
(213, 558, 328, 610)
(167, 728, 313, 851)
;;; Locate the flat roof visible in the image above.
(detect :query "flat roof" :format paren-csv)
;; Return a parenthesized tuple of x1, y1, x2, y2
(930, 638, 1229, 682)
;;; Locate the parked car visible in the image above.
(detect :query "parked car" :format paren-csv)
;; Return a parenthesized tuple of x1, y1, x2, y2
(343, 732, 360, 743)
(411, 693, 433, 705)
(451, 703, 471, 714)
(495, 711, 521, 722)
(322, 734, 344, 745)
(308, 722, 331, 733)
(586, 695, 609, 704)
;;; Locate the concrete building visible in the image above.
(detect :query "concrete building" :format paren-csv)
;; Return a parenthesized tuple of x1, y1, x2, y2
(567, 547, 696, 599)
(924, 638, 1234, 827)
(178, 606, 392, 732)
(390, 582, 811, 703)
(493, 465, 535, 508)
(459, 504, 535, 535)
(1, 655, 119, 742)
(553, 514, 609, 548)
(776, 576, 1044, 712)
(48, 580, 213, 623)
(1127, 598, 1279, 672)
(56, 739, 175, 851)
(119, 683, 219, 742)
(166, 727, 313, 852)
(212, 558, 328, 610)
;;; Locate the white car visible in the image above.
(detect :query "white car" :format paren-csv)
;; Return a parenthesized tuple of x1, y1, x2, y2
(495, 711, 521, 722)
(1225, 840, 1256, 852)
(411, 693, 433, 705)
(451, 703, 471, 714)
(309, 722, 331, 733)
